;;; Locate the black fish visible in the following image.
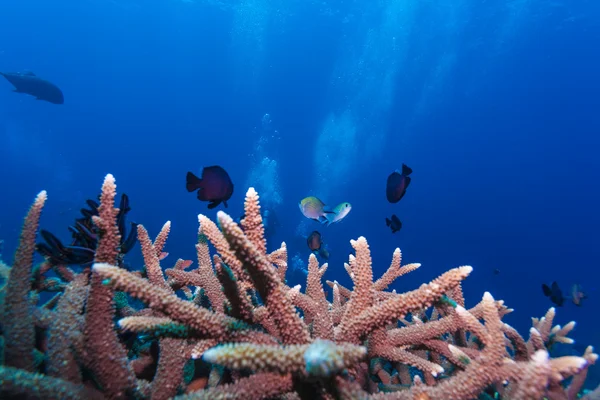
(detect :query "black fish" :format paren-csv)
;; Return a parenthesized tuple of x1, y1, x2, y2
(1, 71, 64, 104)
(542, 281, 565, 307)
(385, 214, 402, 233)
(386, 164, 412, 203)
(186, 166, 234, 209)
(307, 231, 329, 260)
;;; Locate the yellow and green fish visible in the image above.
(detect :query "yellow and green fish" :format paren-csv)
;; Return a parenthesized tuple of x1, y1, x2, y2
(325, 202, 352, 226)
(299, 196, 352, 226)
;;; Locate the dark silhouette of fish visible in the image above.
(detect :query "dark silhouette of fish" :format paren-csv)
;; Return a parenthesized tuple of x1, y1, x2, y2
(386, 164, 412, 203)
(385, 214, 402, 233)
(307, 230, 329, 260)
(542, 281, 565, 307)
(1, 71, 64, 104)
(186, 166, 234, 209)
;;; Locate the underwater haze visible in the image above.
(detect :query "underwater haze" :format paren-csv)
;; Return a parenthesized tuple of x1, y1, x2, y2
(1, 0, 599, 394)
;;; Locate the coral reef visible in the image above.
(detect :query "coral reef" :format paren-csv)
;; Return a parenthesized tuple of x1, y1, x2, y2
(0, 174, 598, 399)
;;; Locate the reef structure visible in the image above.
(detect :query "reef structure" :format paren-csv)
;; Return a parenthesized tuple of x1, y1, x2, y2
(0, 174, 597, 399)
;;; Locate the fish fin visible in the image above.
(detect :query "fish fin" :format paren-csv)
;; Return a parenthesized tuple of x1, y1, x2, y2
(207, 200, 221, 209)
(322, 205, 335, 214)
(323, 213, 337, 226)
(318, 248, 330, 260)
(542, 284, 551, 297)
(223, 200, 228, 208)
(186, 171, 202, 192)
(317, 216, 328, 224)
(402, 164, 413, 176)
(386, 217, 391, 226)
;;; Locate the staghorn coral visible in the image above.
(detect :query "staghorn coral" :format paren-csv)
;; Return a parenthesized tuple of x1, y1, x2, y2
(0, 174, 597, 400)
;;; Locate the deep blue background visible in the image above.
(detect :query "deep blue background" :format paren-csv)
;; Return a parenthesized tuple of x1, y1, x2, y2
(1, 0, 599, 384)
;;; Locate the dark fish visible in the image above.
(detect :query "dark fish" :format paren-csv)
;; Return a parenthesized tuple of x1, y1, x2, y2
(307, 230, 329, 260)
(1, 71, 64, 104)
(571, 284, 586, 306)
(542, 281, 565, 307)
(386, 164, 412, 203)
(385, 214, 402, 233)
(186, 166, 234, 209)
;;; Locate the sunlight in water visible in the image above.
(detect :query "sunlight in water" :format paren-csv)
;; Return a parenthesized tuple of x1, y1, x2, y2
(312, 110, 357, 202)
(245, 114, 283, 210)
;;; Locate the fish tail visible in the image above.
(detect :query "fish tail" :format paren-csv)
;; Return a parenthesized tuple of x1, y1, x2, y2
(402, 164, 413, 176)
(186, 171, 202, 192)
(318, 248, 330, 260)
(323, 213, 336, 226)
(385, 217, 391, 226)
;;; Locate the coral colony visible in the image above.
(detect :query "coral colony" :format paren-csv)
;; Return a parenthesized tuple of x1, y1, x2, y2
(0, 174, 597, 399)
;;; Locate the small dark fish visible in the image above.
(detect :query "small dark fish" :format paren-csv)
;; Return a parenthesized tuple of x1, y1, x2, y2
(385, 214, 402, 233)
(1, 71, 64, 104)
(571, 284, 586, 306)
(493, 268, 500, 275)
(186, 166, 234, 209)
(307, 231, 329, 260)
(386, 164, 412, 203)
(542, 281, 565, 307)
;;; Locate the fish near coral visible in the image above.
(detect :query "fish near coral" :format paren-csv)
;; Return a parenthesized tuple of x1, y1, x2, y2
(186, 166, 234, 209)
(299, 196, 335, 223)
(386, 214, 402, 233)
(307, 230, 329, 260)
(386, 164, 412, 203)
(1, 71, 64, 104)
(542, 281, 565, 307)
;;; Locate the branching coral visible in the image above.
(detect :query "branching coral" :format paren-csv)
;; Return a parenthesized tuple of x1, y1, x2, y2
(0, 174, 597, 400)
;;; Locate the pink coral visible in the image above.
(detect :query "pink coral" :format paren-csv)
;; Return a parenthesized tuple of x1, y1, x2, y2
(0, 176, 597, 400)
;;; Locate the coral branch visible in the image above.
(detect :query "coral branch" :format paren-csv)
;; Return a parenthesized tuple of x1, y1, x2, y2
(3, 191, 46, 372)
(217, 210, 310, 345)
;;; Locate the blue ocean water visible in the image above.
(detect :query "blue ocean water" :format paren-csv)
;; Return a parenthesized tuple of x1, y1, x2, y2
(0, 0, 599, 386)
